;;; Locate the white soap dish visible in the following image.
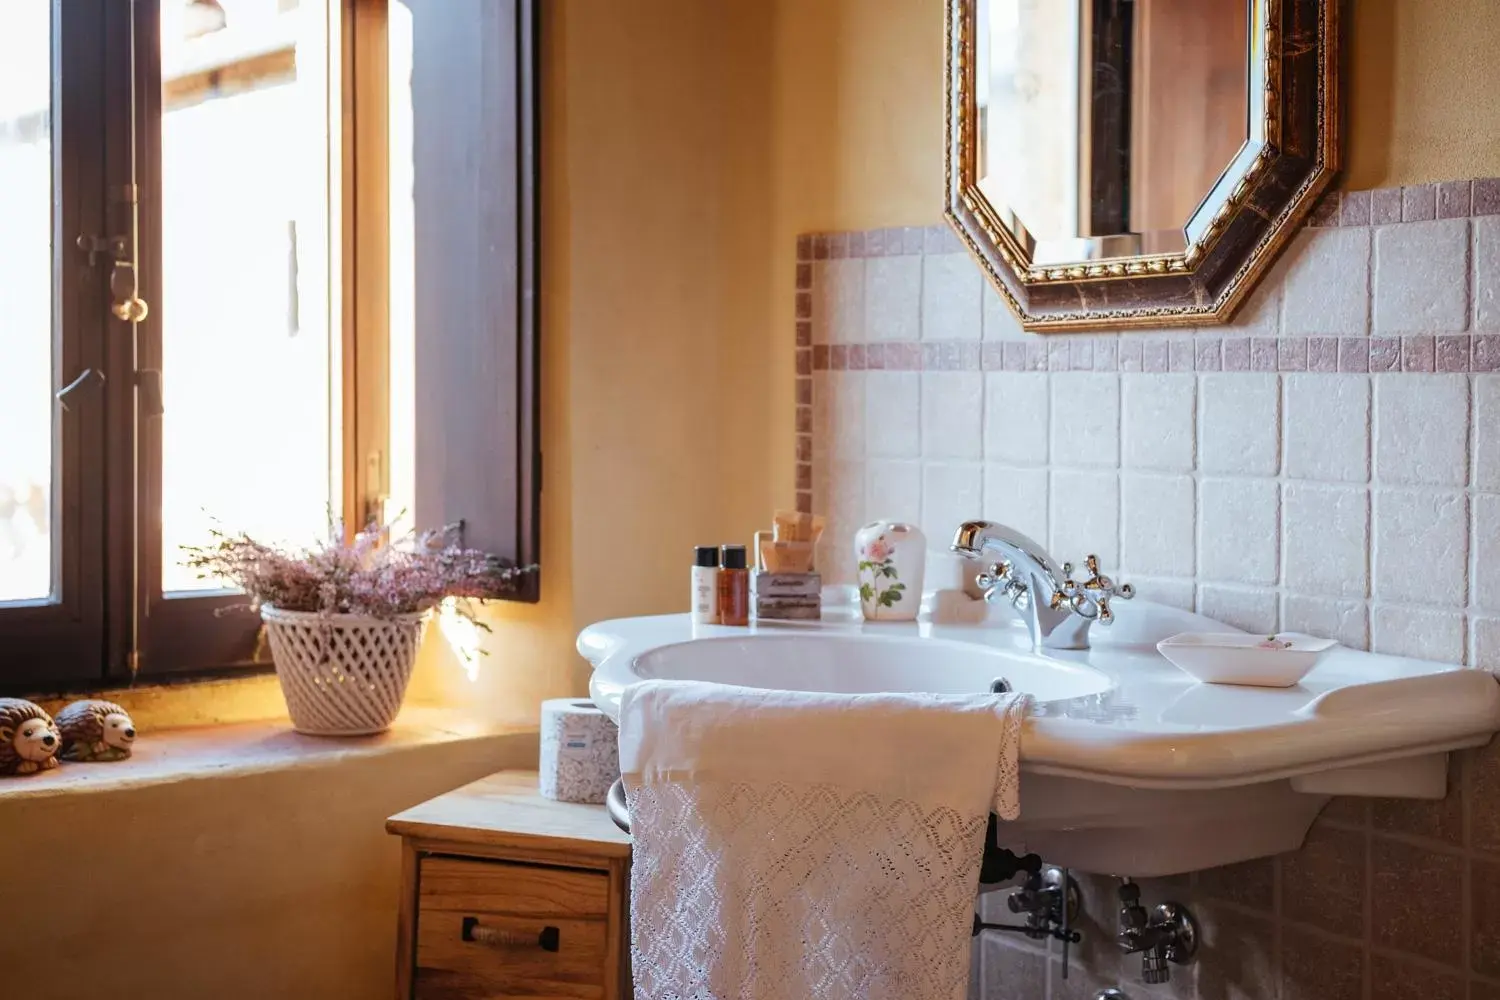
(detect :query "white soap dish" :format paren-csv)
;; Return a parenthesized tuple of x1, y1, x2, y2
(1157, 632, 1337, 688)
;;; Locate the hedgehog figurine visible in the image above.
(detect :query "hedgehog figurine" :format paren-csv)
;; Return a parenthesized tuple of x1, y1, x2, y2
(0, 698, 61, 775)
(56, 700, 137, 762)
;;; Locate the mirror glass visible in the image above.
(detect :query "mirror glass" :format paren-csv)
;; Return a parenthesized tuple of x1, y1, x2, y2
(975, 0, 1264, 266)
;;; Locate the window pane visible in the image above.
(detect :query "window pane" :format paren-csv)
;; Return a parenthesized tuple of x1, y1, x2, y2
(159, 0, 334, 592)
(0, 1, 54, 603)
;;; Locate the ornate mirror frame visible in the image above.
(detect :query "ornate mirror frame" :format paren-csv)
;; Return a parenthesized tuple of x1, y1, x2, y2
(945, 0, 1340, 332)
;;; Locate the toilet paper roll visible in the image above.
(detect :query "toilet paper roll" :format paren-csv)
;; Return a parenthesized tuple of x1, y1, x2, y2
(539, 698, 620, 804)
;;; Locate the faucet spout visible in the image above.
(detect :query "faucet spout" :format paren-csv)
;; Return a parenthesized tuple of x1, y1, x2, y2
(951, 520, 1132, 651)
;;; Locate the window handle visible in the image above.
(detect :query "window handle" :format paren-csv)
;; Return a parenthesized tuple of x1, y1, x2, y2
(75, 234, 150, 323)
(56, 368, 106, 411)
(109, 260, 150, 323)
(136, 369, 165, 419)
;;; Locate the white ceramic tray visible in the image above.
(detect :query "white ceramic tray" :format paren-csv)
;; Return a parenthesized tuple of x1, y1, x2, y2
(1157, 632, 1337, 688)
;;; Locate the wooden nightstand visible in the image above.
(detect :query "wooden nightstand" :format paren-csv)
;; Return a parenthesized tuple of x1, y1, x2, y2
(388, 771, 632, 999)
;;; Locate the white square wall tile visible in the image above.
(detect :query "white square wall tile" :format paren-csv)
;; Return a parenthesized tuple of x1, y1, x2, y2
(811, 371, 832, 466)
(1476, 494, 1500, 611)
(1371, 605, 1466, 664)
(1282, 595, 1369, 649)
(1199, 478, 1279, 585)
(1281, 228, 1371, 336)
(1374, 375, 1470, 487)
(1373, 219, 1471, 334)
(864, 256, 922, 342)
(1474, 617, 1500, 672)
(1130, 576, 1196, 611)
(922, 372, 984, 460)
(922, 253, 983, 340)
(1199, 585, 1279, 634)
(1285, 374, 1370, 483)
(1122, 375, 1196, 472)
(812, 259, 865, 344)
(1050, 373, 1120, 468)
(982, 283, 1025, 340)
(985, 373, 1049, 466)
(866, 460, 923, 526)
(1050, 470, 1119, 567)
(1283, 483, 1369, 599)
(1476, 376, 1500, 492)
(1477, 217, 1500, 333)
(828, 371, 866, 459)
(865, 371, 920, 459)
(1121, 474, 1195, 577)
(1199, 374, 1280, 476)
(982, 465, 1048, 550)
(1372, 490, 1468, 606)
(921, 462, 983, 553)
(821, 459, 867, 585)
(1223, 260, 1284, 337)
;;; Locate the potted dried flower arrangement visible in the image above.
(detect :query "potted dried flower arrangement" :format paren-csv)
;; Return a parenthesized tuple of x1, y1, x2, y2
(183, 524, 531, 736)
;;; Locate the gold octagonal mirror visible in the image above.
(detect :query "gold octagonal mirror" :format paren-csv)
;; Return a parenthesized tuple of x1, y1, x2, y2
(946, 0, 1340, 331)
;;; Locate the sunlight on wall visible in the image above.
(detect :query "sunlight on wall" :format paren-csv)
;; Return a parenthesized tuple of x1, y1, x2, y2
(435, 599, 485, 683)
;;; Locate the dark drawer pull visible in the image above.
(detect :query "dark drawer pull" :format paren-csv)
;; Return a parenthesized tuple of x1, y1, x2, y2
(461, 917, 561, 953)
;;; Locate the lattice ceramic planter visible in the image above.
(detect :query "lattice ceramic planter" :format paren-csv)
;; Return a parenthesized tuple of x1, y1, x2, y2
(261, 606, 431, 736)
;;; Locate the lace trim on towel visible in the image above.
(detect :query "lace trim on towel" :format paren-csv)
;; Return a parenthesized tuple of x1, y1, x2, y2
(628, 780, 989, 1000)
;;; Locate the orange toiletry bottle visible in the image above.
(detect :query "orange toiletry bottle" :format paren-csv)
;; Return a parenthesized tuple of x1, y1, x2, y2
(718, 545, 750, 626)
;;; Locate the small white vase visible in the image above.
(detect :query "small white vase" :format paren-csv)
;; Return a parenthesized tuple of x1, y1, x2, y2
(854, 521, 926, 621)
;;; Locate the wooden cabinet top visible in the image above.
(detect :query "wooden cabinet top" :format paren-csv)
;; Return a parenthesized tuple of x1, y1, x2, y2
(387, 770, 631, 859)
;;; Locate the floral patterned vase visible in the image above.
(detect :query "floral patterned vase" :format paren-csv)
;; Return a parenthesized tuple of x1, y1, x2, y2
(854, 521, 926, 622)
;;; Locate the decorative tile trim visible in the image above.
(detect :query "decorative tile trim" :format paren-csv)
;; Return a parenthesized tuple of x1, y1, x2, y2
(798, 178, 1500, 263)
(807, 335, 1499, 374)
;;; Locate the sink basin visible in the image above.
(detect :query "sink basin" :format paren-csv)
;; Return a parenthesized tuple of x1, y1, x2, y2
(631, 633, 1112, 703)
(580, 600, 1500, 876)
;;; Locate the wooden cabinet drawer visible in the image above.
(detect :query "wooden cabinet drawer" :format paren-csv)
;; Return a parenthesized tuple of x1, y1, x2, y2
(414, 856, 613, 999)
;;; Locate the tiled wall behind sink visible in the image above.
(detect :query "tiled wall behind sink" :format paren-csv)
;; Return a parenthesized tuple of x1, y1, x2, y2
(796, 179, 1500, 1000)
(797, 179, 1500, 670)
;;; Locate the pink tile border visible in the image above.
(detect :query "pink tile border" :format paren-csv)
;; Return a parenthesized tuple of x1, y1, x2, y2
(805, 334, 1500, 375)
(1476, 178, 1500, 216)
(799, 178, 1500, 255)
(1371, 187, 1402, 226)
(1308, 337, 1339, 372)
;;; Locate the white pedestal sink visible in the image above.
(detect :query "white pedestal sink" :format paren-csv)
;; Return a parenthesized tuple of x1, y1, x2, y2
(579, 599, 1500, 876)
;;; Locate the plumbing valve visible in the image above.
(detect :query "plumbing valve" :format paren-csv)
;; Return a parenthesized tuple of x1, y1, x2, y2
(1116, 881, 1198, 985)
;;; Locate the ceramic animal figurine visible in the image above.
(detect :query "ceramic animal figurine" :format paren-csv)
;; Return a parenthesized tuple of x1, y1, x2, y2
(854, 521, 926, 622)
(0, 698, 61, 775)
(55, 700, 137, 762)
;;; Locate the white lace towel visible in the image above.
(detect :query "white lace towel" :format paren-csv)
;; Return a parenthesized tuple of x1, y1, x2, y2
(619, 679, 1032, 1000)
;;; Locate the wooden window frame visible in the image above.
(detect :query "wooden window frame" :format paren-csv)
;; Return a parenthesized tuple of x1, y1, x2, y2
(0, 0, 540, 693)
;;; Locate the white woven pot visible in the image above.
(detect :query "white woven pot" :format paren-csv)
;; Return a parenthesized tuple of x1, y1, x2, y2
(261, 606, 431, 736)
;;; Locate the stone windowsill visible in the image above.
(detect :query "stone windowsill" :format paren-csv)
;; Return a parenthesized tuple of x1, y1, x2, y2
(0, 704, 538, 802)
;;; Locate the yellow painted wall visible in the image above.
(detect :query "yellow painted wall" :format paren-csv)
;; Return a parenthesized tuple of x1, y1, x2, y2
(1345, 0, 1500, 190)
(413, 0, 779, 712)
(1, 734, 531, 1000)
(770, 0, 1500, 236)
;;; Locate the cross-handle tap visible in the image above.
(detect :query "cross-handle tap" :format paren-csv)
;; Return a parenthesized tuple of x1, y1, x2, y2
(1058, 554, 1135, 624)
(953, 521, 1134, 650)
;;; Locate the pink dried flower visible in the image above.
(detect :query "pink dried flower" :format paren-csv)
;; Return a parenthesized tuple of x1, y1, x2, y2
(181, 519, 535, 623)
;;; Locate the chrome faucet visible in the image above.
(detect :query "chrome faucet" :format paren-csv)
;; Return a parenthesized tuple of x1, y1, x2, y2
(951, 520, 1133, 650)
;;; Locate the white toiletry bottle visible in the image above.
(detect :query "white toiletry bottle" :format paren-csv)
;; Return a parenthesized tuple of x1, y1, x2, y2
(691, 545, 721, 624)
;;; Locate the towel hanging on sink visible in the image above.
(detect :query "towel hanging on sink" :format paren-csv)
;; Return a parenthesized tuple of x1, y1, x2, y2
(619, 679, 1032, 1000)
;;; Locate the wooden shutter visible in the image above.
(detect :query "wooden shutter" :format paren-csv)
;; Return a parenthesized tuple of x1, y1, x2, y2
(406, 0, 540, 601)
